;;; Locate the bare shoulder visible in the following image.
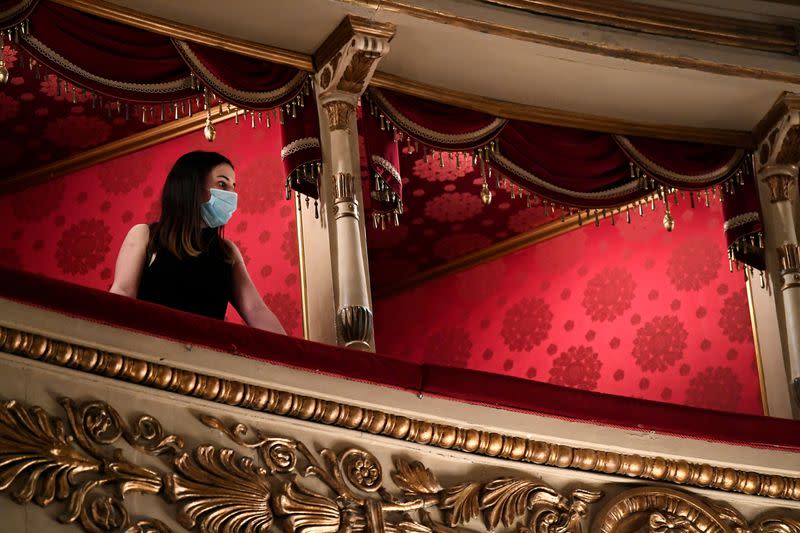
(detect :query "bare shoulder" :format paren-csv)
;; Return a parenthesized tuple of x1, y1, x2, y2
(223, 239, 244, 263)
(124, 223, 150, 246)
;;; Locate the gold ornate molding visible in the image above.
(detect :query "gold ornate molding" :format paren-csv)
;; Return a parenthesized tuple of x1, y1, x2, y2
(1, 397, 798, 533)
(323, 100, 355, 132)
(343, 0, 800, 86)
(594, 486, 800, 532)
(1, 324, 800, 502)
(0, 398, 177, 532)
(0, 397, 603, 533)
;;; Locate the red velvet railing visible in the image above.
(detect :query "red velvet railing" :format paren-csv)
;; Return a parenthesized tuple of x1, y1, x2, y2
(1, 266, 799, 451)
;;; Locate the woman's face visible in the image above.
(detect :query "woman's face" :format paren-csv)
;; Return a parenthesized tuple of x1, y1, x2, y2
(203, 163, 236, 201)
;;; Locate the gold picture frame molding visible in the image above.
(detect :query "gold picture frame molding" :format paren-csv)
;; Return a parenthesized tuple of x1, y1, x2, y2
(1, 322, 798, 502)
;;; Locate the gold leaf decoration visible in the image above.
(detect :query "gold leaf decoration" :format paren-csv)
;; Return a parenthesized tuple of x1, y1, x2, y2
(2, 396, 799, 533)
(480, 479, 563, 530)
(754, 516, 800, 532)
(0, 400, 99, 506)
(392, 459, 442, 495)
(166, 445, 272, 533)
(273, 480, 355, 533)
(441, 482, 482, 526)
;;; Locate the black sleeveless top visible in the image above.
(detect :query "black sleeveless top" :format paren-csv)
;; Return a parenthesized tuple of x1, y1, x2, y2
(137, 227, 233, 320)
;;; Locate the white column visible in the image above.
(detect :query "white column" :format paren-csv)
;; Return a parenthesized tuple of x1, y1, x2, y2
(299, 16, 394, 351)
(754, 95, 800, 417)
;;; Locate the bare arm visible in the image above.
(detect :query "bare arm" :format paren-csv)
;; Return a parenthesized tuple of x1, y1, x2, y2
(109, 224, 149, 297)
(228, 241, 286, 334)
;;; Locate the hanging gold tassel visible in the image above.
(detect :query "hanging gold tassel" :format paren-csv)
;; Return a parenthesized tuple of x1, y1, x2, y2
(203, 89, 216, 142)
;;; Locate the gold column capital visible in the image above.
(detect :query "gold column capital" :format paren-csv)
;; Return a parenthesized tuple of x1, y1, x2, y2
(755, 93, 800, 185)
(321, 100, 355, 132)
(314, 15, 394, 103)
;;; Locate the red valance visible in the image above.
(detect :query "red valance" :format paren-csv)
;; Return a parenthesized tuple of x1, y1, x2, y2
(0, 0, 35, 31)
(368, 88, 505, 151)
(362, 86, 764, 271)
(722, 162, 765, 274)
(280, 96, 322, 217)
(360, 105, 403, 229)
(6, 1, 308, 109)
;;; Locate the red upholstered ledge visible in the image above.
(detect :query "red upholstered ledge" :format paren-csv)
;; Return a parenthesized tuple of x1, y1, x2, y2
(1, 266, 799, 452)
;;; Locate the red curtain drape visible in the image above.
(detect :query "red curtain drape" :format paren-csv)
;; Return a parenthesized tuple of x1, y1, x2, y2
(4, 0, 316, 206)
(3, 0, 766, 271)
(363, 87, 763, 270)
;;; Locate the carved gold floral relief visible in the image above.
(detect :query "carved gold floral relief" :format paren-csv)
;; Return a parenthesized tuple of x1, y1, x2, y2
(0, 397, 798, 533)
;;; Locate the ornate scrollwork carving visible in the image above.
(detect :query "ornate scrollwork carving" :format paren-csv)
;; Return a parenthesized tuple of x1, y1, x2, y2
(3, 325, 800, 502)
(0, 398, 176, 532)
(315, 19, 393, 102)
(1, 397, 800, 533)
(592, 486, 800, 533)
(197, 412, 602, 533)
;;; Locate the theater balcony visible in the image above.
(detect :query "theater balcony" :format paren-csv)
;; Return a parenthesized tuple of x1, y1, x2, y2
(3, 267, 800, 531)
(2, 0, 800, 531)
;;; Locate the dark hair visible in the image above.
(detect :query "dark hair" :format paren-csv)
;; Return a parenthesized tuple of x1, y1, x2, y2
(149, 151, 235, 263)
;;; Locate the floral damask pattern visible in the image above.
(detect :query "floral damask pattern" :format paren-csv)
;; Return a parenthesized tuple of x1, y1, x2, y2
(43, 115, 112, 149)
(549, 345, 602, 391)
(501, 297, 553, 352)
(10, 180, 66, 222)
(424, 326, 473, 367)
(0, 93, 20, 122)
(237, 157, 285, 214)
(632, 315, 688, 372)
(685, 366, 742, 412)
(55, 218, 112, 275)
(282, 219, 299, 266)
(424, 192, 483, 223)
(719, 288, 753, 343)
(263, 292, 300, 335)
(99, 157, 151, 195)
(582, 267, 636, 322)
(666, 238, 721, 291)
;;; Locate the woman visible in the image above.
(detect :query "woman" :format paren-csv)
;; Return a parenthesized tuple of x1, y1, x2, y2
(110, 151, 285, 334)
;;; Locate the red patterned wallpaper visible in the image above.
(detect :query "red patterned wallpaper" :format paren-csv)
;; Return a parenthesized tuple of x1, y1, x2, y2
(0, 117, 302, 336)
(1, 45, 170, 178)
(374, 198, 763, 415)
(366, 147, 552, 290)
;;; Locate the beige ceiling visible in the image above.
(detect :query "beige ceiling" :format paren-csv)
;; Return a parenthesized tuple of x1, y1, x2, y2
(105, 0, 800, 132)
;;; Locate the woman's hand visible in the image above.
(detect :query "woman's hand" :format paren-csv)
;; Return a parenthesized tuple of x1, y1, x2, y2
(228, 241, 287, 334)
(109, 224, 149, 297)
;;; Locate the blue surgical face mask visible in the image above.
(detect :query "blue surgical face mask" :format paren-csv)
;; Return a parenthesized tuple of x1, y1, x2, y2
(201, 188, 238, 228)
